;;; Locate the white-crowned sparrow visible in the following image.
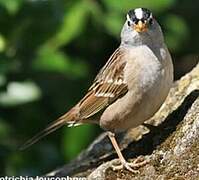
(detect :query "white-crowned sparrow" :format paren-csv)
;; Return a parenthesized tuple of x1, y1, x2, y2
(21, 8, 173, 173)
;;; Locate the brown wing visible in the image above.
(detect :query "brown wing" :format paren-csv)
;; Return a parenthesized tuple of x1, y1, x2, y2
(79, 47, 128, 119)
(19, 48, 128, 149)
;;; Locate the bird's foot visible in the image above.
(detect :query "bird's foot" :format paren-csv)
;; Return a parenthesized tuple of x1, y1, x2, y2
(111, 156, 149, 173)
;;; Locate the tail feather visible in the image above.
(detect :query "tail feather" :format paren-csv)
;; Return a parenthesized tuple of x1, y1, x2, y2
(20, 109, 76, 150)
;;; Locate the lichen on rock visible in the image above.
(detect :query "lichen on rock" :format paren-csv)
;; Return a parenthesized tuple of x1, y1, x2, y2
(48, 63, 199, 180)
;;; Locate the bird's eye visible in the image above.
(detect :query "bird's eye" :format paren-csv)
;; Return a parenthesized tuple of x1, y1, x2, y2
(133, 19, 139, 25)
(132, 17, 138, 23)
(149, 18, 153, 25)
(127, 21, 131, 26)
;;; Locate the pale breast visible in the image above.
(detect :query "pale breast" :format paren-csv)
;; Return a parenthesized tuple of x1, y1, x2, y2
(99, 45, 173, 132)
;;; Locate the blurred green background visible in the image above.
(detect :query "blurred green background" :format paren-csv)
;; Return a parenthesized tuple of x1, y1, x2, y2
(0, 0, 198, 176)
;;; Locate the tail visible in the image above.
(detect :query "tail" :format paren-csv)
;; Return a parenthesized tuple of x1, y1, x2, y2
(20, 108, 77, 150)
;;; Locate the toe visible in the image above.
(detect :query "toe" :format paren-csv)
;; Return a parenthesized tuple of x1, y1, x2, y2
(130, 157, 149, 168)
(110, 157, 149, 173)
(111, 164, 123, 171)
(111, 160, 140, 173)
(123, 162, 140, 173)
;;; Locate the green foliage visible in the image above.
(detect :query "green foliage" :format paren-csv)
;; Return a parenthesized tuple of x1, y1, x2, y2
(47, 1, 90, 48)
(103, 0, 176, 12)
(0, 0, 23, 14)
(0, 0, 198, 176)
(33, 48, 89, 78)
(62, 124, 97, 160)
(0, 81, 41, 106)
(164, 14, 189, 51)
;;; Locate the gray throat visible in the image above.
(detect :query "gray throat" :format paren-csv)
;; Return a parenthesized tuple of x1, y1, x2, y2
(120, 21, 165, 50)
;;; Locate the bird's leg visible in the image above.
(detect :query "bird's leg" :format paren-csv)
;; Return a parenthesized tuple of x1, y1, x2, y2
(107, 131, 148, 173)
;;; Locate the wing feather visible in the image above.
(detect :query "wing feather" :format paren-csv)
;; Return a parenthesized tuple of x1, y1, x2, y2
(79, 47, 128, 119)
(20, 47, 129, 149)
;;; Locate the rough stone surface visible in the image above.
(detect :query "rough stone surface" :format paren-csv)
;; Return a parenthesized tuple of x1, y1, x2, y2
(47, 63, 199, 179)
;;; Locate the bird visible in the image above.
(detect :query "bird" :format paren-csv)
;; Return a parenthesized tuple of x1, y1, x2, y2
(20, 8, 173, 173)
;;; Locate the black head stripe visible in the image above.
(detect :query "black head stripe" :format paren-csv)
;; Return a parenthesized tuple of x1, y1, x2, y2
(141, 8, 152, 20)
(127, 9, 136, 21)
(127, 8, 152, 22)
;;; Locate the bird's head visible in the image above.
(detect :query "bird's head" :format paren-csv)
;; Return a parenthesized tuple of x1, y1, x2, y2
(121, 8, 164, 46)
(127, 8, 153, 33)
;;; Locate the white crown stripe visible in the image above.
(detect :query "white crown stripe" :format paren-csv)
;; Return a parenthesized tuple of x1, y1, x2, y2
(134, 8, 143, 19)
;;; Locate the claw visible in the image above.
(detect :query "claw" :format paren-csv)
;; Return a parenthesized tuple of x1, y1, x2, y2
(111, 157, 149, 173)
(107, 132, 149, 173)
(112, 162, 140, 173)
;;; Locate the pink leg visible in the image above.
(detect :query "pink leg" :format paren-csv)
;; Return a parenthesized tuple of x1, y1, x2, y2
(108, 132, 148, 173)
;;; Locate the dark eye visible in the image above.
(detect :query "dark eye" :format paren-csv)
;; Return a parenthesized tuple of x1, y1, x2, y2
(133, 18, 139, 24)
(131, 17, 138, 24)
(127, 21, 131, 26)
(149, 18, 153, 25)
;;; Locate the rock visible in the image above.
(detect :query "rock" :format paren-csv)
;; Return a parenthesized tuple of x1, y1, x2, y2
(47, 63, 199, 179)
